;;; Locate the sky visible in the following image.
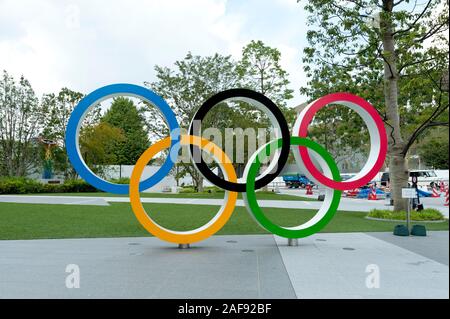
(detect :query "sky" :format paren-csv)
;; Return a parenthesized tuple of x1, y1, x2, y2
(0, 0, 309, 107)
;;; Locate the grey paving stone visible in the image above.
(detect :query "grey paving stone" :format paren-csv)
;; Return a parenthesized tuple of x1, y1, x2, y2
(366, 231, 449, 266)
(0, 235, 296, 299)
(0, 195, 109, 206)
(274, 232, 449, 299)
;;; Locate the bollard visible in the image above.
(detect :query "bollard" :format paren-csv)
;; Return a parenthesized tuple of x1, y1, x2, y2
(306, 184, 314, 195)
(440, 181, 445, 193)
(385, 192, 392, 206)
(431, 186, 440, 198)
(288, 238, 299, 246)
(444, 187, 449, 206)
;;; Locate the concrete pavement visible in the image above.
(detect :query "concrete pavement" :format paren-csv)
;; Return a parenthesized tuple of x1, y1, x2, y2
(367, 231, 449, 265)
(0, 195, 109, 206)
(275, 232, 448, 298)
(0, 235, 295, 299)
(0, 232, 448, 299)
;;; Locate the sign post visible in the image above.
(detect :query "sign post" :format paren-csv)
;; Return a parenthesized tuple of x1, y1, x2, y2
(402, 188, 416, 232)
(406, 198, 411, 231)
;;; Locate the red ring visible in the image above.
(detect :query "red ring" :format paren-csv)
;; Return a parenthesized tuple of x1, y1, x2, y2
(297, 93, 387, 190)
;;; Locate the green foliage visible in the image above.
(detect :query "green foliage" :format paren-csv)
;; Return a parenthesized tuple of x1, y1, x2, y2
(368, 208, 445, 221)
(56, 179, 99, 193)
(41, 88, 85, 144)
(108, 177, 131, 184)
(101, 97, 150, 165)
(0, 177, 99, 194)
(418, 129, 449, 169)
(240, 40, 294, 111)
(148, 42, 295, 189)
(58, 179, 99, 193)
(79, 122, 126, 175)
(179, 186, 226, 194)
(0, 71, 43, 177)
(299, 0, 449, 211)
(41, 87, 99, 179)
(308, 105, 370, 169)
(148, 52, 243, 134)
(179, 186, 197, 194)
(148, 52, 244, 190)
(203, 186, 225, 194)
(300, 0, 449, 157)
(0, 177, 43, 194)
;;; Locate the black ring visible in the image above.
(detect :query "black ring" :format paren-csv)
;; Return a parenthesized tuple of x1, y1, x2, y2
(189, 88, 291, 192)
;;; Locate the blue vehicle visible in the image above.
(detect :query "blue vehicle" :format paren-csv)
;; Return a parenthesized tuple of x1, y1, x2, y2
(282, 174, 313, 189)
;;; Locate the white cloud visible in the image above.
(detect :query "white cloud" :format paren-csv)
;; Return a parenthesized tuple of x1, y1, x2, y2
(0, 0, 308, 106)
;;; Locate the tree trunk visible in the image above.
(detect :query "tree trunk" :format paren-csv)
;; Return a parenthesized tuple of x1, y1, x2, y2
(381, 0, 409, 211)
(389, 146, 408, 210)
(197, 175, 204, 192)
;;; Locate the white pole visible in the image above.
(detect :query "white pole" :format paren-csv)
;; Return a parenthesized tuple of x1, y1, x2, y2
(406, 198, 411, 233)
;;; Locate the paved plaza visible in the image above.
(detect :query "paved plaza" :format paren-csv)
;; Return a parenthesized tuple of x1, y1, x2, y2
(1, 190, 448, 298)
(0, 232, 448, 299)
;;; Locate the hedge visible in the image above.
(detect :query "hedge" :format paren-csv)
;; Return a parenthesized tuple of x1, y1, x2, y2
(179, 186, 225, 194)
(368, 209, 445, 221)
(0, 177, 99, 194)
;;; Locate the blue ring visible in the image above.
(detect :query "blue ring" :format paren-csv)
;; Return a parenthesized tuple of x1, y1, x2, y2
(65, 83, 180, 194)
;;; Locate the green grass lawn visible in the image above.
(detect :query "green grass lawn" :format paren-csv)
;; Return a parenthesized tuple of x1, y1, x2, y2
(17, 190, 315, 201)
(0, 202, 447, 240)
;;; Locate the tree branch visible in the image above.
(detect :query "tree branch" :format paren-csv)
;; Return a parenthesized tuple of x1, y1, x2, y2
(403, 119, 449, 155)
(392, 0, 433, 36)
(329, 2, 370, 19)
(398, 56, 436, 74)
(414, 20, 449, 43)
(402, 91, 449, 155)
(377, 45, 396, 79)
(393, 0, 406, 7)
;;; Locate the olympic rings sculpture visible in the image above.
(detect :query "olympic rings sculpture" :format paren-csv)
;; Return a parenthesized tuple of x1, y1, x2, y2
(66, 84, 388, 244)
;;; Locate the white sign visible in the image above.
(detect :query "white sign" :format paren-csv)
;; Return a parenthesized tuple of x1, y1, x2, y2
(402, 188, 416, 198)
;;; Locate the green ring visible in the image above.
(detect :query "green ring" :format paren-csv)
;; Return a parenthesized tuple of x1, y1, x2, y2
(244, 137, 341, 238)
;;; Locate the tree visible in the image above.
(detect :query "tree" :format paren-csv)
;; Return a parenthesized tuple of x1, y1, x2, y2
(101, 97, 150, 165)
(0, 70, 44, 177)
(418, 129, 449, 169)
(148, 45, 296, 191)
(300, 0, 449, 210)
(79, 122, 126, 176)
(147, 52, 243, 191)
(42, 88, 100, 179)
(240, 40, 296, 124)
(307, 105, 370, 170)
(240, 40, 296, 189)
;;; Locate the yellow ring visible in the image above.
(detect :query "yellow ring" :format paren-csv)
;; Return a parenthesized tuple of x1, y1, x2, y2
(129, 135, 238, 244)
